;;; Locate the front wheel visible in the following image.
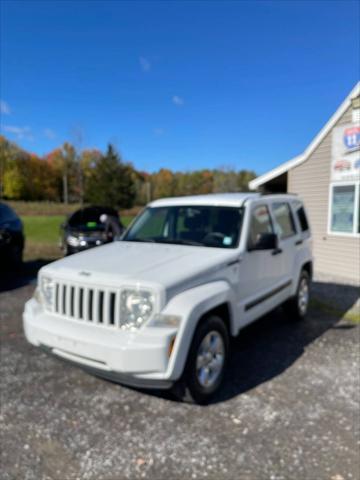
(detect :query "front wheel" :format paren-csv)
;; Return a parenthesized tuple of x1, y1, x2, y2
(284, 270, 310, 320)
(173, 315, 229, 404)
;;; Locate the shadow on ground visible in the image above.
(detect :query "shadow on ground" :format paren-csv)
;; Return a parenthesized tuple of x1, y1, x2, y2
(0, 259, 54, 293)
(133, 281, 359, 404)
(214, 288, 357, 404)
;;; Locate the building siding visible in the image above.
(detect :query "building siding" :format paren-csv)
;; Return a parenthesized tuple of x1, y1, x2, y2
(288, 106, 360, 284)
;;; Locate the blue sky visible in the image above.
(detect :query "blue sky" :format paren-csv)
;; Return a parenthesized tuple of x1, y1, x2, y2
(0, 0, 359, 174)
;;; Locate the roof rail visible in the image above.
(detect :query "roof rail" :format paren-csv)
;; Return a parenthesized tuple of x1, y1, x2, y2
(260, 192, 298, 197)
(241, 193, 261, 205)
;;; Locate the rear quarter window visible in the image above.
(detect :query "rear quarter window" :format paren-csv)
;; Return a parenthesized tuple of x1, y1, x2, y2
(296, 205, 309, 232)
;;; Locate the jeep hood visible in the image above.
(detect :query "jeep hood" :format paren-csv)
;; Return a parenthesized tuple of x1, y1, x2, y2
(43, 241, 236, 291)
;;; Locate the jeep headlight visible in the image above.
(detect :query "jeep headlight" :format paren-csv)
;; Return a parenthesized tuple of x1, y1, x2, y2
(67, 234, 81, 247)
(120, 289, 154, 330)
(40, 276, 54, 308)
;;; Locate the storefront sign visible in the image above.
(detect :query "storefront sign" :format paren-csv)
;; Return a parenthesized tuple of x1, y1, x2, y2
(331, 123, 360, 182)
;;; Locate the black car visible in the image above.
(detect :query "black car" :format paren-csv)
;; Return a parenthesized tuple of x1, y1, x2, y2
(61, 205, 124, 255)
(0, 203, 25, 268)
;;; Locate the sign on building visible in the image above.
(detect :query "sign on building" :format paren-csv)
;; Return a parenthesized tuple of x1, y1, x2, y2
(331, 123, 360, 182)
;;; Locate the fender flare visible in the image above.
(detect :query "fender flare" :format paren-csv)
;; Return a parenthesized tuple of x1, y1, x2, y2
(291, 259, 313, 296)
(162, 281, 235, 381)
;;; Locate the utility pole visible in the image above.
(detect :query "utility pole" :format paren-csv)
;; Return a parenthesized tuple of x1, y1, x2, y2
(63, 171, 68, 204)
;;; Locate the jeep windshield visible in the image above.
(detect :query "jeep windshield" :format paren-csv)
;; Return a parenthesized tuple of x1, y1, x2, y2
(123, 205, 244, 249)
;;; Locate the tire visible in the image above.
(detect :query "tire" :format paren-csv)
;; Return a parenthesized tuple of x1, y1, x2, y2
(173, 315, 229, 404)
(283, 270, 310, 321)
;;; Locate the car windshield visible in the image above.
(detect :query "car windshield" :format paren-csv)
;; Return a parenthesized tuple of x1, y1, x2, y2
(68, 207, 117, 229)
(123, 205, 244, 248)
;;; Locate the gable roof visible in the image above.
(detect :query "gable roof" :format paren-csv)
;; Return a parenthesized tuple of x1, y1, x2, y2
(249, 82, 360, 190)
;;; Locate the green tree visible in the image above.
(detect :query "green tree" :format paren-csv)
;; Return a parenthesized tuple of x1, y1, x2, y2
(213, 167, 239, 193)
(237, 169, 256, 191)
(84, 144, 136, 208)
(2, 161, 25, 199)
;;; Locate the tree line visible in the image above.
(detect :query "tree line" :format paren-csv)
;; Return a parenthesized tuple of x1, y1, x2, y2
(0, 135, 256, 208)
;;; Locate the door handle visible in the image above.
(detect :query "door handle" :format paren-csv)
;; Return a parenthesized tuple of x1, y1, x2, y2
(272, 248, 283, 256)
(295, 239, 303, 246)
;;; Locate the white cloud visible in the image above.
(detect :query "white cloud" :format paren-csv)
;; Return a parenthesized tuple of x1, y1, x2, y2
(153, 127, 164, 136)
(172, 95, 184, 106)
(44, 128, 56, 139)
(139, 56, 151, 72)
(0, 100, 11, 115)
(2, 125, 34, 141)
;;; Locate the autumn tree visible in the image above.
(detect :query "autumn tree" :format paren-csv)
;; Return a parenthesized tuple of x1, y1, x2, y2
(0, 136, 26, 199)
(44, 144, 79, 203)
(151, 169, 175, 199)
(0, 134, 257, 203)
(1, 149, 57, 201)
(237, 169, 256, 191)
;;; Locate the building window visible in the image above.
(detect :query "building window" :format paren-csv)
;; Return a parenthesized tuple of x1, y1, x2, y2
(329, 183, 360, 235)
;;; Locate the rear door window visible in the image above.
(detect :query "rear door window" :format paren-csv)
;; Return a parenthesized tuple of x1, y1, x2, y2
(271, 202, 296, 239)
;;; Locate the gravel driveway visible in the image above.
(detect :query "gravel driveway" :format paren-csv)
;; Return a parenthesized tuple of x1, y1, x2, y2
(0, 266, 359, 480)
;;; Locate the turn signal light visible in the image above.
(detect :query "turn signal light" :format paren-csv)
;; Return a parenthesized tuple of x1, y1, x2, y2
(168, 336, 176, 357)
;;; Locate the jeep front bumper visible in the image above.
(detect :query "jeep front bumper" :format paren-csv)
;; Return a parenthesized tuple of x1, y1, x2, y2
(23, 298, 178, 389)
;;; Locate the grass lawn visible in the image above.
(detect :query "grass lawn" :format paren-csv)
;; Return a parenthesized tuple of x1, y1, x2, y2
(7, 200, 142, 218)
(23, 216, 65, 244)
(310, 298, 360, 324)
(22, 215, 134, 261)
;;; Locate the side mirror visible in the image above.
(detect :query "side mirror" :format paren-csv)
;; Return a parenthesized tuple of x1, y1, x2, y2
(249, 232, 278, 251)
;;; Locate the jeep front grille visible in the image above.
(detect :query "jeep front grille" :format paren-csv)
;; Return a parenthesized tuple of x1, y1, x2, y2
(53, 282, 120, 327)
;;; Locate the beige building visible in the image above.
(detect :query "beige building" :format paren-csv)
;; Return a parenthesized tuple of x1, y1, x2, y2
(249, 83, 360, 285)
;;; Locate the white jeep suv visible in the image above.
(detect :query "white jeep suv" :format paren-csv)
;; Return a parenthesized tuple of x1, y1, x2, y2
(23, 193, 312, 403)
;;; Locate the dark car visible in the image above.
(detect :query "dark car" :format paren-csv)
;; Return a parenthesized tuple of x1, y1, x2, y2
(61, 205, 124, 255)
(0, 203, 25, 268)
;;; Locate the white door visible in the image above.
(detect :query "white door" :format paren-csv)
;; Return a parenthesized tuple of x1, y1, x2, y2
(270, 200, 298, 286)
(237, 202, 285, 326)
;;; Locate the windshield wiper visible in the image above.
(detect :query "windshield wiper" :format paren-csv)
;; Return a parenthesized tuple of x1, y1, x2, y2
(153, 238, 203, 246)
(125, 238, 156, 243)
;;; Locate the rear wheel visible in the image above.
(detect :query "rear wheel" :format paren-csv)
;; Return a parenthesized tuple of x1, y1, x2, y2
(284, 270, 310, 320)
(173, 315, 229, 404)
